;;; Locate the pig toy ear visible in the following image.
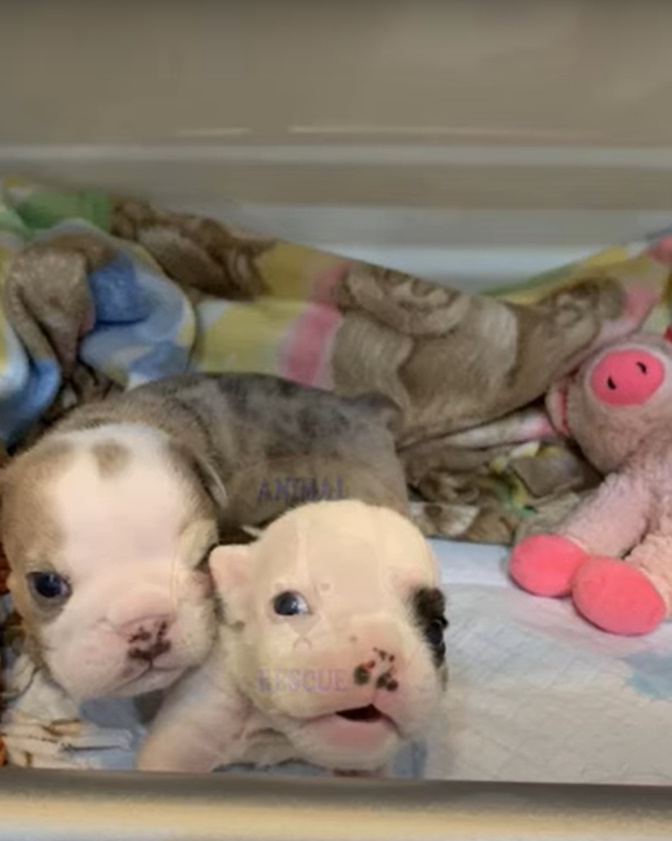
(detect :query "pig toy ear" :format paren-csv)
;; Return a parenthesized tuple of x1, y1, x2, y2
(664, 325, 672, 343)
(545, 376, 572, 437)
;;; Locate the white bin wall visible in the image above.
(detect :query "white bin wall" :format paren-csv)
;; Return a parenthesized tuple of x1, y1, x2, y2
(2, 0, 672, 288)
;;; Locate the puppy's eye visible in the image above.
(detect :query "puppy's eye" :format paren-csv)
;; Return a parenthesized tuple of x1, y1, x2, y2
(273, 590, 310, 617)
(426, 618, 446, 650)
(27, 572, 71, 603)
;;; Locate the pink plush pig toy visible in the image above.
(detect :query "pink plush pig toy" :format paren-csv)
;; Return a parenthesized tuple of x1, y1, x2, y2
(510, 329, 672, 637)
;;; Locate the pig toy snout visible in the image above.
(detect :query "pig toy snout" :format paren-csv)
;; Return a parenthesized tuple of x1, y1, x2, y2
(590, 348, 665, 407)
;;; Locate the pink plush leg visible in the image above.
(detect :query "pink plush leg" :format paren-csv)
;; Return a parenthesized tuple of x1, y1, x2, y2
(572, 557, 667, 636)
(509, 533, 589, 597)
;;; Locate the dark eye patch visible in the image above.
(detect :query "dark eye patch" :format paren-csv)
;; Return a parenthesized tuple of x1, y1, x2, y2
(410, 586, 448, 667)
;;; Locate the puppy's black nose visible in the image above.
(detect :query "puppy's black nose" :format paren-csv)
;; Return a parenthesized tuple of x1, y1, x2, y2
(127, 620, 172, 663)
(352, 649, 400, 691)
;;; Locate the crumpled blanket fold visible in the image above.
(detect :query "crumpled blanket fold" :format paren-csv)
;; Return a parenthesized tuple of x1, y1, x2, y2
(0, 176, 670, 544)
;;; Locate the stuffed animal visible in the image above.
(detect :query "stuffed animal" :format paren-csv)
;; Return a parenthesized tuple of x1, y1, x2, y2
(510, 330, 672, 636)
(136, 499, 448, 775)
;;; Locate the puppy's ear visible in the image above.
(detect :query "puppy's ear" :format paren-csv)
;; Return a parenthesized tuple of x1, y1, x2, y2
(350, 392, 403, 436)
(209, 545, 254, 625)
(167, 440, 229, 523)
(189, 451, 230, 514)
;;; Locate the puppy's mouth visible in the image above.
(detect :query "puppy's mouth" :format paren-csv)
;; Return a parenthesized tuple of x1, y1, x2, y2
(336, 704, 384, 724)
(329, 704, 401, 737)
(293, 702, 399, 732)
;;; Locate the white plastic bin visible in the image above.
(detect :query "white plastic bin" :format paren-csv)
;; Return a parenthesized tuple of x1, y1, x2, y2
(2, 2, 672, 839)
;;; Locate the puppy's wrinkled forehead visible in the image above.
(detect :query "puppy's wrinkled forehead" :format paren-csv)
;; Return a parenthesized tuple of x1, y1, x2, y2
(255, 502, 438, 604)
(2, 426, 214, 567)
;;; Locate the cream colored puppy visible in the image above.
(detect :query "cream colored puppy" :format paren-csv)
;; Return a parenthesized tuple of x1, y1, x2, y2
(137, 500, 447, 775)
(1, 374, 407, 702)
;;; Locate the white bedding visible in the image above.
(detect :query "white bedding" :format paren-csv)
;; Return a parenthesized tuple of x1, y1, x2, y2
(433, 539, 672, 785)
(5, 538, 672, 783)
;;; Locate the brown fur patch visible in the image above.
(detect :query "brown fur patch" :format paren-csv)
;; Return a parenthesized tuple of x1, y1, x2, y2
(1, 440, 73, 561)
(90, 439, 131, 478)
(0, 440, 74, 655)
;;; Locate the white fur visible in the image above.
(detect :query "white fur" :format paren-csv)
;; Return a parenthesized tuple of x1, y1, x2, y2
(34, 426, 217, 700)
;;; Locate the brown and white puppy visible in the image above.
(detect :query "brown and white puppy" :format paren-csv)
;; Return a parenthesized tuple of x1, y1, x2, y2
(1, 374, 408, 702)
(136, 500, 447, 775)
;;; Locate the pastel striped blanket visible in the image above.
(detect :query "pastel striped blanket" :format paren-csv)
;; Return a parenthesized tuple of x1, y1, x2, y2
(0, 176, 670, 547)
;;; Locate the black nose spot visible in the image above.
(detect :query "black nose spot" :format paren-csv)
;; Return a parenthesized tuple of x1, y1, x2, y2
(637, 361, 648, 374)
(128, 627, 152, 644)
(128, 638, 171, 663)
(128, 621, 171, 663)
(375, 671, 398, 691)
(607, 376, 617, 390)
(353, 665, 371, 685)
